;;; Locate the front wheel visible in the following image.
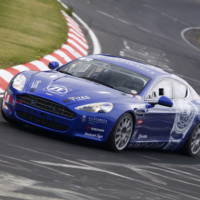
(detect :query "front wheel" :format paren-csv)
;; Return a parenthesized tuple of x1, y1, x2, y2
(108, 113, 134, 151)
(184, 124, 200, 156)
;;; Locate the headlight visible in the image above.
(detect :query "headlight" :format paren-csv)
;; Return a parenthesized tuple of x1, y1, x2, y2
(75, 102, 113, 113)
(12, 74, 26, 91)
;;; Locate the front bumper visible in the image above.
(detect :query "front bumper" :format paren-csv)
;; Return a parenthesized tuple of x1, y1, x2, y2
(2, 89, 113, 142)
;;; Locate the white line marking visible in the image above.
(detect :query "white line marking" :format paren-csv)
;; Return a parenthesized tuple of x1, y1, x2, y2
(181, 27, 200, 52)
(72, 12, 101, 54)
(143, 4, 190, 26)
(0, 154, 72, 178)
(81, 160, 200, 200)
(117, 18, 132, 25)
(97, 10, 132, 25)
(0, 170, 97, 200)
(57, 0, 68, 10)
(97, 10, 115, 19)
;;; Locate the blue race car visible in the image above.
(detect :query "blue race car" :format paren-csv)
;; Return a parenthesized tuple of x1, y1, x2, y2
(1, 55, 200, 156)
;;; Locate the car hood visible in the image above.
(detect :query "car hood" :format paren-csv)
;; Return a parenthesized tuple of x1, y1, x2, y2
(24, 71, 140, 106)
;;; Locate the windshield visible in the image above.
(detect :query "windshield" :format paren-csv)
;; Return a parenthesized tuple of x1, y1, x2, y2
(58, 58, 150, 94)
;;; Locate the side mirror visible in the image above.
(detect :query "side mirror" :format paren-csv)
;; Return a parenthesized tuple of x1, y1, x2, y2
(145, 96, 173, 108)
(158, 96, 173, 107)
(48, 61, 59, 70)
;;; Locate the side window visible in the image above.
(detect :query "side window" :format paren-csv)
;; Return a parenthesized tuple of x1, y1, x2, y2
(147, 79, 173, 99)
(172, 80, 188, 99)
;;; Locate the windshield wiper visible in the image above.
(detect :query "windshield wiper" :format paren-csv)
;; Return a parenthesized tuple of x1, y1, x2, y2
(80, 76, 114, 89)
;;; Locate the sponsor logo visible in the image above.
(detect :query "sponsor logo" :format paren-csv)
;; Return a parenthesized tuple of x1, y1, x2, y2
(68, 96, 90, 101)
(46, 85, 68, 96)
(84, 132, 103, 139)
(137, 134, 148, 140)
(90, 127, 105, 133)
(88, 117, 107, 125)
(85, 126, 105, 133)
(30, 80, 41, 92)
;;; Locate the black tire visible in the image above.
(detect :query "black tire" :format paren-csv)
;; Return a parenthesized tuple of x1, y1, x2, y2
(107, 113, 134, 151)
(183, 124, 200, 157)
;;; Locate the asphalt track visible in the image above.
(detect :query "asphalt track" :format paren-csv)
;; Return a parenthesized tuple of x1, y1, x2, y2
(0, 0, 200, 199)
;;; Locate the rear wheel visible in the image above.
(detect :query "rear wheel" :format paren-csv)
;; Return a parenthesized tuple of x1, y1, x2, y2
(108, 113, 134, 151)
(184, 124, 200, 156)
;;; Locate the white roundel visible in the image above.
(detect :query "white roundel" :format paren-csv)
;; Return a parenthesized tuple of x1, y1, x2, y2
(172, 101, 196, 135)
(47, 85, 68, 96)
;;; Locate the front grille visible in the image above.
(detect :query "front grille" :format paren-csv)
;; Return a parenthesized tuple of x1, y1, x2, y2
(16, 94, 76, 118)
(16, 110, 68, 131)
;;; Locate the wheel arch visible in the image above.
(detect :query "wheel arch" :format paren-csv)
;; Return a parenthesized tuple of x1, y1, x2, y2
(106, 110, 137, 151)
(126, 110, 136, 130)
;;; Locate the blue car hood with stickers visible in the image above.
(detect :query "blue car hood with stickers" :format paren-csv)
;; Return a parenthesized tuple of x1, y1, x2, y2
(24, 71, 138, 106)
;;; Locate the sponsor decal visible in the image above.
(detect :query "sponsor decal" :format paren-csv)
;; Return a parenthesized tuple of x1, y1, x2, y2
(30, 80, 41, 92)
(68, 96, 90, 101)
(164, 100, 197, 150)
(46, 85, 68, 96)
(137, 134, 148, 140)
(84, 132, 103, 139)
(170, 101, 196, 138)
(90, 127, 105, 133)
(88, 117, 108, 125)
(130, 142, 166, 149)
(85, 126, 105, 133)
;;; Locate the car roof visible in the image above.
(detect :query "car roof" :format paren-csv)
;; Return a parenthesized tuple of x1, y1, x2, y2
(89, 54, 169, 79)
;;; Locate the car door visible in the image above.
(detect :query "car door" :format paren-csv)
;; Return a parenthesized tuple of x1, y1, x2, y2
(169, 79, 196, 141)
(137, 78, 176, 142)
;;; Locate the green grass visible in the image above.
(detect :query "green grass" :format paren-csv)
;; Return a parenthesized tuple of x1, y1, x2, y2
(0, 0, 68, 69)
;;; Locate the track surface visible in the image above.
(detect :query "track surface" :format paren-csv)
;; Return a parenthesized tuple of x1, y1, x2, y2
(1, 0, 200, 199)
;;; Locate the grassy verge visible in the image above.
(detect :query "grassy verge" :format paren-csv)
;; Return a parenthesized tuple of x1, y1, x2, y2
(0, 0, 68, 69)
